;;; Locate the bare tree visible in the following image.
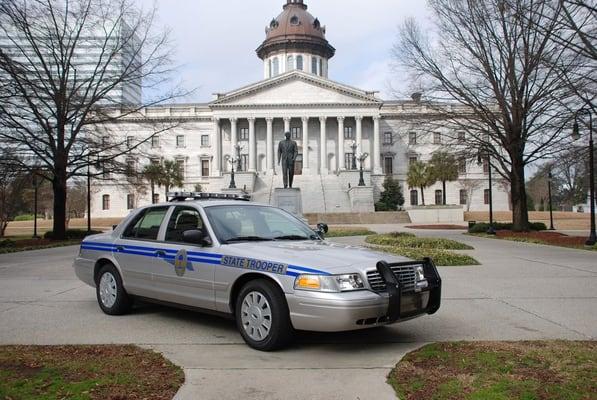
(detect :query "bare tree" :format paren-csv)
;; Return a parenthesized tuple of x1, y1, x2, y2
(0, 152, 28, 237)
(0, 0, 185, 239)
(394, 0, 584, 230)
(459, 179, 483, 212)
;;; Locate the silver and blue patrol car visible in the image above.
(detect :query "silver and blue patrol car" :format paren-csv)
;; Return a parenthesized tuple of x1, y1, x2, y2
(74, 192, 441, 351)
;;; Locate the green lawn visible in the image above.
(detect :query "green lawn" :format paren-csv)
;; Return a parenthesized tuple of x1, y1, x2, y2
(388, 341, 596, 400)
(366, 233, 479, 266)
(0, 345, 184, 400)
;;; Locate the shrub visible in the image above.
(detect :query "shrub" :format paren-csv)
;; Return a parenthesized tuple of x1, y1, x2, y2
(0, 239, 16, 248)
(366, 234, 473, 250)
(468, 222, 547, 233)
(13, 214, 35, 221)
(370, 246, 480, 266)
(44, 229, 102, 240)
(375, 176, 404, 211)
(325, 228, 376, 237)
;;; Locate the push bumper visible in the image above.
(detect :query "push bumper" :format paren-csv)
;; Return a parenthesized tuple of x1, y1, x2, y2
(287, 258, 442, 332)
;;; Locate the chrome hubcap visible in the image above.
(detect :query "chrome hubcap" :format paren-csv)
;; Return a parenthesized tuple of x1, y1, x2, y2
(99, 272, 117, 308)
(241, 291, 272, 341)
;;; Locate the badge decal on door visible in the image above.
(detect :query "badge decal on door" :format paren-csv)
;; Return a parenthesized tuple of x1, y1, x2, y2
(174, 249, 188, 277)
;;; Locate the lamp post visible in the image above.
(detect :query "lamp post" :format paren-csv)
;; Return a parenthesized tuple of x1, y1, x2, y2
(357, 152, 369, 187)
(350, 141, 357, 170)
(572, 109, 595, 246)
(548, 168, 555, 231)
(32, 170, 40, 239)
(225, 145, 241, 189)
(478, 149, 495, 235)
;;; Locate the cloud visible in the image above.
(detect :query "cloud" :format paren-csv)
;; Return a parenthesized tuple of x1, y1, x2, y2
(152, 0, 430, 102)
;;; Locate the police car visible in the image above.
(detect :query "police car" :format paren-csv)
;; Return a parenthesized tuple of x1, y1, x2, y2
(74, 192, 441, 351)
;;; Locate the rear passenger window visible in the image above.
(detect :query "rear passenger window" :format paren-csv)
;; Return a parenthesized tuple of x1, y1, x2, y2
(122, 207, 169, 241)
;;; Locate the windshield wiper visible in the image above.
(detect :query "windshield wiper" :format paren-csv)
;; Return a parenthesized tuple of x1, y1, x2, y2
(222, 236, 274, 244)
(273, 235, 318, 241)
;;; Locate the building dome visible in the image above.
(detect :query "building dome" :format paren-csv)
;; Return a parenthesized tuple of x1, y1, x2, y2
(257, 0, 335, 79)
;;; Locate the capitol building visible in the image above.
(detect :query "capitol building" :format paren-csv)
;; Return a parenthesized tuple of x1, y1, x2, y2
(93, 0, 510, 218)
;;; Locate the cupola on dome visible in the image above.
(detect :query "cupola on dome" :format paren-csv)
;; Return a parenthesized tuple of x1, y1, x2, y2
(256, 0, 335, 61)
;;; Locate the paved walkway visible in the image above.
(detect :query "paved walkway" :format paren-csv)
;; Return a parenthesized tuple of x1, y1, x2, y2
(0, 230, 595, 399)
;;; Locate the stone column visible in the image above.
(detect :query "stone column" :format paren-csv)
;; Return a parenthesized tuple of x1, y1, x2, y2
(230, 117, 238, 158)
(266, 117, 274, 171)
(337, 117, 345, 171)
(356, 116, 363, 154)
(302, 117, 309, 170)
(213, 118, 221, 176)
(373, 116, 382, 174)
(319, 117, 327, 174)
(248, 117, 256, 172)
(284, 117, 291, 134)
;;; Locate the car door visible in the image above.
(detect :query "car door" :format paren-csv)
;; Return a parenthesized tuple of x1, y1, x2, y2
(153, 205, 216, 310)
(113, 206, 171, 298)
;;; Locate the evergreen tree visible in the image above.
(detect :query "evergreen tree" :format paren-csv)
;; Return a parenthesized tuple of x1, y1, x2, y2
(375, 176, 405, 211)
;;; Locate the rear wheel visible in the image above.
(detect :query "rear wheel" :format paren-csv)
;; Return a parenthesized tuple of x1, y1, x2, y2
(235, 279, 293, 351)
(96, 264, 132, 315)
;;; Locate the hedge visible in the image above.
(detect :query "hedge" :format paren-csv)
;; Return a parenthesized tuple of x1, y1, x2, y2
(468, 222, 547, 233)
(370, 245, 480, 266)
(365, 234, 474, 250)
(44, 229, 103, 240)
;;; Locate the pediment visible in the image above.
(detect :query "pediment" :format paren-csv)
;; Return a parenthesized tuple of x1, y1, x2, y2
(210, 71, 381, 107)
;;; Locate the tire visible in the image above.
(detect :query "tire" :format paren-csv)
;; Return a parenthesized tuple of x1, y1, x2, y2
(96, 263, 132, 315)
(235, 279, 294, 351)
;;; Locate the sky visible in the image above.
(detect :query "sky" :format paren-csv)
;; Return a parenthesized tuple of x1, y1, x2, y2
(152, 0, 431, 103)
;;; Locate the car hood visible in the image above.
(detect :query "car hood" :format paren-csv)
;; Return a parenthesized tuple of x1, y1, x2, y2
(222, 240, 412, 274)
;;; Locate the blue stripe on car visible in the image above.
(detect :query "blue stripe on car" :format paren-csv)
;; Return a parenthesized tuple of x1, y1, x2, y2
(81, 242, 327, 277)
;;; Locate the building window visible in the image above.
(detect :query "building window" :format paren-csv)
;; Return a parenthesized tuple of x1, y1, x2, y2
(458, 131, 466, 143)
(152, 193, 160, 204)
(345, 153, 355, 170)
(201, 160, 210, 177)
(483, 159, 490, 174)
(384, 156, 393, 175)
(239, 128, 249, 141)
(102, 194, 110, 210)
(101, 136, 109, 147)
(201, 135, 210, 147)
(102, 164, 111, 180)
(287, 55, 294, 71)
(240, 154, 248, 172)
(433, 132, 442, 144)
(410, 190, 418, 206)
(291, 127, 301, 139)
(296, 55, 303, 71)
(176, 159, 185, 179)
(435, 190, 443, 205)
(460, 189, 467, 205)
(127, 194, 135, 210)
(409, 132, 417, 145)
(383, 132, 392, 145)
(126, 136, 134, 148)
(311, 57, 318, 74)
(125, 159, 135, 176)
(151, 135, 160, 148)
(344, 126, 353, 139)
(176, 135, 185, 148)
(458, 157, 467, 174)
(150, 157, 160, 165)
(409, 156, 418, 165)
(273, 57, 279, 76)
(484, 189, 490, 205)
(319, 58, 323, 76)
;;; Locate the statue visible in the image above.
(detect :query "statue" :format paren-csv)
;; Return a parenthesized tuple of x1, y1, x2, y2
(278, 131, 299, 188)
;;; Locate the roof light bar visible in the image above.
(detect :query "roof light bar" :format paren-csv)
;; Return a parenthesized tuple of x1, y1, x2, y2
(166, 192, 251, 202)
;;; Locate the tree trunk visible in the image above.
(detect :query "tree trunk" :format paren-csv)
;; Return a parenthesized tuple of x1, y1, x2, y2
(510, 158, 530, 231)
(420, 186, 426, 206)
(0, 221, 7, 237)
(442, 180, 447, 205)
(52, 166, 68, 240)
(151, 181, 155, 204)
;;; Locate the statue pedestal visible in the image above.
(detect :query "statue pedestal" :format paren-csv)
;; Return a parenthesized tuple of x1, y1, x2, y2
(273, 188, 303, 217)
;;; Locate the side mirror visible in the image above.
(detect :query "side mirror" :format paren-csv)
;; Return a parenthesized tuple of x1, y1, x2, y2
(316, 222, 329, 239)
(182, 229, 212, 247)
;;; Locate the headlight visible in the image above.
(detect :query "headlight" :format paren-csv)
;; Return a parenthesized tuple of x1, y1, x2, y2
(415, 265, 425, 282)
(294, 274, 365, 292)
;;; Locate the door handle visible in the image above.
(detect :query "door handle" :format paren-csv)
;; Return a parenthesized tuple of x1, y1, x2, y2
(115, 246, 124, 253)
(155, 250, 166, 257)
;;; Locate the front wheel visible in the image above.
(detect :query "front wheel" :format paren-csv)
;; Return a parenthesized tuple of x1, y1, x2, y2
(235, 279, 293, 351)
(96, 264, 132, 315)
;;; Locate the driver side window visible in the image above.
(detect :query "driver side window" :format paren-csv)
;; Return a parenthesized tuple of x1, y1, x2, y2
(165, 206, 204, 243)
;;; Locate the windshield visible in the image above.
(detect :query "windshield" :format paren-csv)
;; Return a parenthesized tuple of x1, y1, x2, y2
(203, 205, 319, 244)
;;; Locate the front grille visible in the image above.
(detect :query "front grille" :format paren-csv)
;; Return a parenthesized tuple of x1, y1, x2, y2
(367, 265, 417, 293)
